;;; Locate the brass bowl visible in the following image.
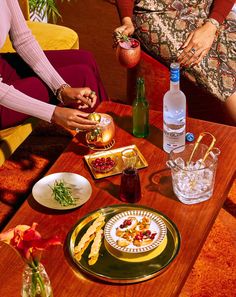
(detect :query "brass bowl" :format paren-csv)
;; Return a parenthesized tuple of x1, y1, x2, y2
(116, 38, 141, 68)
(86, 113, 115, 147)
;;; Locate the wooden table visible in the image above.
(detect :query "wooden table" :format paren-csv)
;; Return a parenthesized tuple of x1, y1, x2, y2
(1, 102, 236, 297)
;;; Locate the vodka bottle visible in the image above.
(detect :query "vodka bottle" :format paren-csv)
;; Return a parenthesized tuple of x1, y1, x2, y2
(163, 63, 186, 153)
(132, 77, 149, 137)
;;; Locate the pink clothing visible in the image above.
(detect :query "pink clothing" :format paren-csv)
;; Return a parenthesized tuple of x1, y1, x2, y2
(0, 49, 108, 129)
(0, 0, 67, 123)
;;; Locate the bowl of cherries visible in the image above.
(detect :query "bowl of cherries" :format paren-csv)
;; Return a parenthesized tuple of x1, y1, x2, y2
(90, 155, 117, 174)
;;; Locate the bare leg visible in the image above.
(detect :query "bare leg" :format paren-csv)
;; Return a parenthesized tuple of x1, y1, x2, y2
(225, 93, 236, 126)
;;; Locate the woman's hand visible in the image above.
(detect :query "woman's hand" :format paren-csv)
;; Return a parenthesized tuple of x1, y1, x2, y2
(178, 22, 218, 67)
(51, 106, 98, 130)
(60, 86, 97, 109)
(114, 17, 135, 36)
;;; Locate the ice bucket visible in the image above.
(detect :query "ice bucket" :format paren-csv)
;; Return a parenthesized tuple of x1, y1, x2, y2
(167, 143, 220, 205)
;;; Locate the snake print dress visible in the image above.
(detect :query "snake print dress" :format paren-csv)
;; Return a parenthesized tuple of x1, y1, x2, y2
(133, 0, 236, 101)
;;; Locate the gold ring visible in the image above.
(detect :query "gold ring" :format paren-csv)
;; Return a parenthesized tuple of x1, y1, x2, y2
(90, 91, 96, 95)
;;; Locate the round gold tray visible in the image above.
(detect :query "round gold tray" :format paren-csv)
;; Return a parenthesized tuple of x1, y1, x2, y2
(67, 204, 181, 283)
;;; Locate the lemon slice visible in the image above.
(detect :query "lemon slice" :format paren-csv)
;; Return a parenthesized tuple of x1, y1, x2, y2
(88, 113, 101, 122)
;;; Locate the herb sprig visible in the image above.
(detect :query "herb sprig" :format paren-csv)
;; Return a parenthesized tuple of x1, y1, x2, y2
(50, 180, 78, 206)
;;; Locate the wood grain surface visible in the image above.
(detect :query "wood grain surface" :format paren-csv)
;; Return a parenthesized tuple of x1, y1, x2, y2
(1, 102, 235, 297)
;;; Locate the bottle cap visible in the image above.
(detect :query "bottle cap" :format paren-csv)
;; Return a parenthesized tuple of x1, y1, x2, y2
(186, 132, 195, 142)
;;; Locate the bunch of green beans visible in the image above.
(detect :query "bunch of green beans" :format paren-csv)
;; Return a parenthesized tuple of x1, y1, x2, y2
(50, 180, 76, 206)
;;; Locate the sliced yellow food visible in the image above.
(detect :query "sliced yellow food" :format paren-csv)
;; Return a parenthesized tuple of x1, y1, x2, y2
(88, 229, 104, 265)
(74, 214, 105, 261)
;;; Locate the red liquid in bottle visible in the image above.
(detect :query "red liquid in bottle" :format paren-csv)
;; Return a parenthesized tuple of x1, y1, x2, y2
(119, 167, 141, 203)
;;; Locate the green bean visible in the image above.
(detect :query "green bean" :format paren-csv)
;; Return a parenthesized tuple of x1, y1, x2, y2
(49, 180, 77, 206)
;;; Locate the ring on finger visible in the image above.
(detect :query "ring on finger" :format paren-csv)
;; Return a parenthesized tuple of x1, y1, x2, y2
(75, 128, 84, 132)
(190, 48, 196, 54)
(90, 90, 96, 96)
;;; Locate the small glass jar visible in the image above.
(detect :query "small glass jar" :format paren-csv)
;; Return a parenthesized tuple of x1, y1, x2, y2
(119, 148, 141, 203)
(21, 263, 52, 297)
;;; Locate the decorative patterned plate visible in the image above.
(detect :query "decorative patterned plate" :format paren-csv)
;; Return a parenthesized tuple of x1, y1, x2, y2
(67, 204, 181, 283)
(104, 210, 167, 254)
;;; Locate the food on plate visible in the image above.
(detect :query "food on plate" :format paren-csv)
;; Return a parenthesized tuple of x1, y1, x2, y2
(133, 230, 157, 247)
(91, 157, 116, 173)
(116, 217, 138, 237)
(49, 180, 78, 206)
(116, 216, 157, 248)
(117, 238, 132, 247)
(88, 229, 104, 265)
(135, 216, 151, 232)
(74, 214, 105, 261)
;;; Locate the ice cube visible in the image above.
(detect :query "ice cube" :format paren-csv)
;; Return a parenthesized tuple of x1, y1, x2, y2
(174, 157, 185, 169)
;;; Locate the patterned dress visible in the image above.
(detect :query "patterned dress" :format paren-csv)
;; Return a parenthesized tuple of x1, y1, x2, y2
(133, 0, 236, 102)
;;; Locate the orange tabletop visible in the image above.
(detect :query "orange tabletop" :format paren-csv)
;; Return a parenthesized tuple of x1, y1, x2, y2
(1, 102, 236, 297)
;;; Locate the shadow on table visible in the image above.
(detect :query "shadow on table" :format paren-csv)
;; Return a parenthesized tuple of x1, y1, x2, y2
(93, 179, 121, 201)
(106, 112, 163, 150)
(146, 168, 178, 201)
(27, 194, 86, 215)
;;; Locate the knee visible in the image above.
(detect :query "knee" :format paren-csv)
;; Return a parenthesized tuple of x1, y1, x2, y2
(13, 77, 50, 103)
(75, 49, 98, 70)
(74, 64, 95, 79)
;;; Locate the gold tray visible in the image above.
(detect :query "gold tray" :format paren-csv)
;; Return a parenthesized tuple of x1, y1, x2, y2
(67, 204, 181, 284)
(84, 144, 148, 179)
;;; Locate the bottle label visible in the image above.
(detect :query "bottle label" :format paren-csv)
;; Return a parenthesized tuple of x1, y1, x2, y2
(170, 67, 179, 83)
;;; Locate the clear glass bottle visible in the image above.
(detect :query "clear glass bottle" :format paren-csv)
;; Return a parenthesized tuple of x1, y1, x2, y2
(163, 63, 186, 153)
(132, 77, 149, 138)
(119, 148, 141, 203)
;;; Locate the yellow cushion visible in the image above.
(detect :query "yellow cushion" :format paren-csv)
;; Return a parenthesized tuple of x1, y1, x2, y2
(0, 118, 38, 167)
(1, 21, 79, 53)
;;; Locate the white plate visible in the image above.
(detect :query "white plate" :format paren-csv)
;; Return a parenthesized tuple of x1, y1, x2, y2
(32, 172, 92, 210)
(104, 210, 167, 254)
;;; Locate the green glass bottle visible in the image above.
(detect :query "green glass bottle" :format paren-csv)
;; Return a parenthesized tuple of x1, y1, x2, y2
(132, 77, 149, 137)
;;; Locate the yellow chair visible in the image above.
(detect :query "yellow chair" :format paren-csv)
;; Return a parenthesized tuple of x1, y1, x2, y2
(0, 0, 79, 166)
(1, 0, 79, 53)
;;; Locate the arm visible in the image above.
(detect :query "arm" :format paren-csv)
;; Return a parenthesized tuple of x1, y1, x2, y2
(0, 80, 98, 130)
(0, 82, 55, 123)
(8, 0, 65, 93)
(0, 0, 97, 130)
(209, 0, 235, 24)
(114, 0, 134, 36)
(116, 0, 134, 20)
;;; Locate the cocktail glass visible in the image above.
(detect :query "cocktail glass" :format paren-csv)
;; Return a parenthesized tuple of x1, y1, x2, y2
(86, 113, 115, 149)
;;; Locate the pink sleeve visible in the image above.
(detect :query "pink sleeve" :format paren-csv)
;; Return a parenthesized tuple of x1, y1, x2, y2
(0, 0, 68, 123)
(8, 0, 66, 92)
(0, 80, 55, 122)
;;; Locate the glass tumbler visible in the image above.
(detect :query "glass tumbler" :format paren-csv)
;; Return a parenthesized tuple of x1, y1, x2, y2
(167, 143, 220, 205)
(119, 148, 141, 203)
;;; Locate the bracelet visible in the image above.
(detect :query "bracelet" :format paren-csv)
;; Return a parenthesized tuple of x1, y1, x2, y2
(205, 18, 220, 29)
(56, 83, 71, 104)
